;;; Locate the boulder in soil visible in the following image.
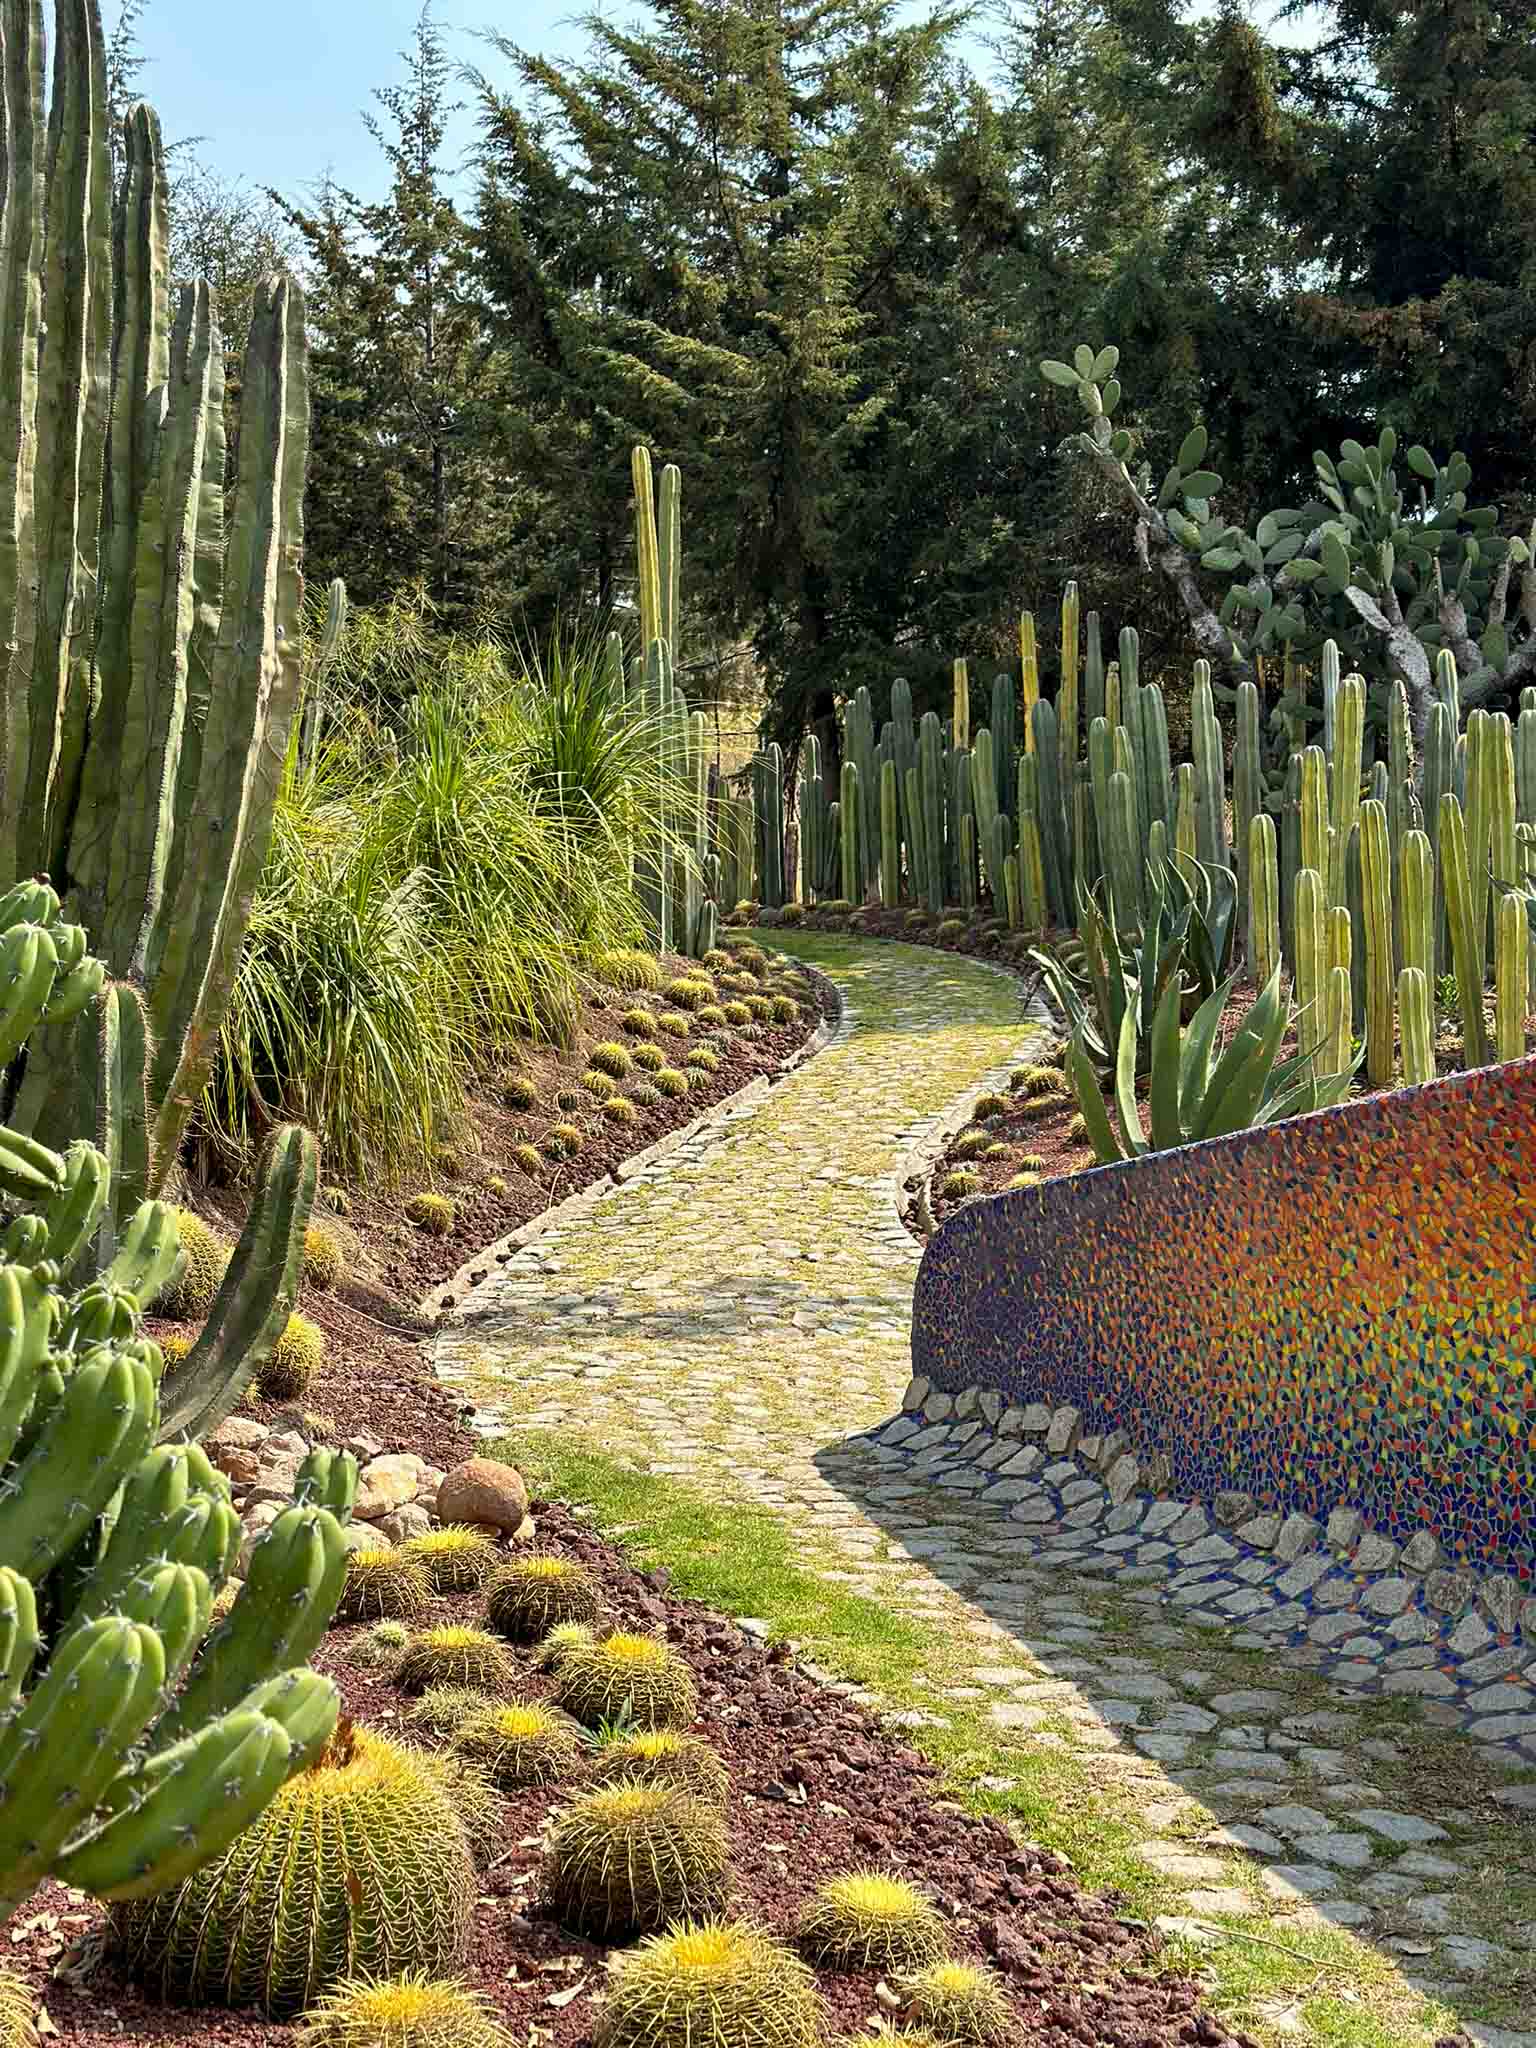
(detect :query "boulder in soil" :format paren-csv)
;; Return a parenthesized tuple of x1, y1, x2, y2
(436, 1456, 529, 1533)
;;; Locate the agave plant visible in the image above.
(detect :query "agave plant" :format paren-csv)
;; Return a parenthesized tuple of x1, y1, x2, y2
(1031, 858, 1238, 1079)
(1067, 969, 1359, 1164)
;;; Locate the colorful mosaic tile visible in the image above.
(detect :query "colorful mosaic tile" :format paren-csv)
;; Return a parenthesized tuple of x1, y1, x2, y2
(911, 1057, 1536, 1579)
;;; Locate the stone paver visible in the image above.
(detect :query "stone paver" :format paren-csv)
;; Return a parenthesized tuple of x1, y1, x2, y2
(435, 933, 1536, 2048)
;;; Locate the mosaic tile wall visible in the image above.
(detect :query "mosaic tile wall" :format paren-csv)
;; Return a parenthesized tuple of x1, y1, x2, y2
(911, 1056, 1536, 1580)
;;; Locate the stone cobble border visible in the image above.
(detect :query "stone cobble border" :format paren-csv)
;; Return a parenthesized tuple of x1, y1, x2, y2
(872, 1376, 1536, 1751)
(418, 964, 844, 1320)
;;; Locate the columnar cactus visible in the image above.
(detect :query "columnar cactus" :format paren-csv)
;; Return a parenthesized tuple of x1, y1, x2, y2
(1399, 967, 1435, 1084)
(1439, 793, 1490, 1064)
(1233, 680, 1262, 917)
(878, 759, 900, 908)
(1329, 675, 1365, 909)
(1400, 828, 1436, 985)
(1248, 813, 1280, 990)
(839, 760, 861, 905)
(1358, 799, 1395, 1086)
(1189, 664, 1228, 871)
(1495, 889, 1526, 1062)
(918, 712, 945, 915)
(1293, 867, 1327, 1062)
(0, 4, 322, 1184)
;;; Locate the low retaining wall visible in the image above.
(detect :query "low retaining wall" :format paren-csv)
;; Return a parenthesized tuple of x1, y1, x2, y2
(910, 1054, 1536, 1582)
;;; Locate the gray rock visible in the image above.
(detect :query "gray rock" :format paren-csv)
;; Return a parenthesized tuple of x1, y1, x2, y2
(927, 1391, 954, 1422)
(1482, 1575, 1525, 1633)
(1350, 1530, 1399, 1573)
(1394, 1852, 1462, 1878)
(1142, 1501, 1187, 1537)
(1077, 1433, 1101, 1464)
(1449, 1610, 1494, 1657)
(1214, 1490, 1256, 1527)
(1009, 1499, 1056, 1525)
(1426, 1567, 1479, 1616)
(1276, 1554, 1333, 1597)
(1235, 1514, 1283, 1550)
(1467, 1681, 1536, 1713)
(1360, 1575, 1414, 1617)
(1045, 1405, 1080, 1453)
(1259, 1803, 1332, 1835)
(998, 1445, 1045, 1477)
(1293, 1831, 1374, 1870)
(1021, 1402, 1053, 1434)
(1061, 1478, 1104, 1507)
(1383, 1669, 1459, 1698)
(1315, 1900, 1373, 1928)
(1107, 1455, 1140, 1504)
(1469, 1710, 1536, 1741)
(1276, 1513, 1322, 1561)
(979, 1389, 1004, 1426)
(1181, 1534, 1240, 1567)
(1168, 1506, 1211, 1543)
(954, 1386, 981, 1420)
(1207, 1823, 1284, 1856)
(1401, 1531, 1441, 1574)
(1350, 1808, 1447, 1843)
(1262, 1863, 1338, 1898)
(1135, 1732, 1192, 1762)
(1325, 1507, 1365, 1552)
(1209, 1690, 1288, 1715)
(997, 1405, 1028, 1437)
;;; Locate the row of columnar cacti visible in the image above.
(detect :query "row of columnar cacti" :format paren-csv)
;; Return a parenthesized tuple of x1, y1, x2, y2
(745, 572, 1535, 1084)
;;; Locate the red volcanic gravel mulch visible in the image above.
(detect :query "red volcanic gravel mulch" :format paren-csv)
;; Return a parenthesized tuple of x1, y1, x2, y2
(17, 1504, 1260, 2048)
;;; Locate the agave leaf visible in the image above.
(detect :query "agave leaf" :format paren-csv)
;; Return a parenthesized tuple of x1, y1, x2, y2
(1146, 975, 1185, 1150)
(1066, 1029, 1125, 1164)
(1178, 978, 1230, 1111)
(1192, 970, 1287, 1141)
(1111, 1003, 1148, 1158)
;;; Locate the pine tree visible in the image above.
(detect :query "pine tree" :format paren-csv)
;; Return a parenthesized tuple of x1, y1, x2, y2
(281, 8, 506, 612)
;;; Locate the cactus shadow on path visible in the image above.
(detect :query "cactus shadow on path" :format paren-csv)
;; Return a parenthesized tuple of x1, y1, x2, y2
(433, 933, 1531, 2048)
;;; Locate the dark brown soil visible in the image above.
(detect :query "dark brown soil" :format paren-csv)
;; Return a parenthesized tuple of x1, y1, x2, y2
(18, 1503, 1261, 2048)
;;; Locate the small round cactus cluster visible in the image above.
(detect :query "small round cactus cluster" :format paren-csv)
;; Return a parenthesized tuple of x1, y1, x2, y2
(685, 1047, 719, 1073)
(405, 1527, 500, 1594)
(303, 1223, 343, 1288)
(512, 1143, 542, 1175)
(601, 1921, 822, 2048)
(655, 1068, 688, 1098)
(555, 1631, 697, 1730)
(595, 947, 664, 991)
(337, 1549, 433, 1626)
(657, 1011, 691, 1037)
(697, 1003, 728, 1027)
(601, 1095, 638, 1124)
(588, 1727, 729, 1805)
(582, 1067, 617, 1097)
(622, 1006, 659, 1038)
(633, 1042, 667, 1072)
(940, 1169, 981, 1200)
(549, 1122, 584, 1154)
(1067, 1111, 1090, 1140)
(504, 1074, 539, 1110)
(406, 1191, 456, 1234)
(255, 1313, 325, 1400)
(485, 1556, 602, 1642)
(769, 994, 798, 1022)
(722, 1000, 752, 1025)
(407, 1684, 499, 1737)
(589, 1041, 633, 1078)
(664, 976, 714, 1010)
(950, 1129, 988, 1160)
(556, 1084, 584, 1110)
(744, 994, 773, 1020)
(155, 1208, 230, 1317)
(897, 1960, 1013, 2043)
(542, 1781, 728, 1939)
(1010, 1062, 1060, 1095)
(936, 918, 967, 939)
(397, 1626, 517, 1694)
(798, 1871, 946, 1970)
(972, 1092, 1009, 1119)
(452, 1702, 585, 1791)
(297, 1973, 512, 2048)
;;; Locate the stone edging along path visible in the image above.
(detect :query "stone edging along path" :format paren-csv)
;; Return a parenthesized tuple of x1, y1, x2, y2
(432, 933, 1536, 2048)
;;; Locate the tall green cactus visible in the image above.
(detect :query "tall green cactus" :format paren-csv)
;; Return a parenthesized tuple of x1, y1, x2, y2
(1398, 967, 1435, 1084)
(1440, 793, 1490, 1066)
(1358, 798, 1394, 1086)
(1248, 813, 1280, 991)
(0, 6, 323, 1187)
(839, 760, 861, 905)
(1189, 663, 1228, 871)
(1400, 828, 1435, 987)
(1233, 680, 1262, 919)
(1293, 867, 1327, 1062)
(1495, 889, 1526, 1062)
(1329, 674, 1364, 908)
(918, 712, 945, 915)
(878, 759, 900, 908)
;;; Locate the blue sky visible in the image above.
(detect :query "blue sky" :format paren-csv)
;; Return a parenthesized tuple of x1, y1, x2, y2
(128, 0, 1311, 208)
(125, 0, 609, 202)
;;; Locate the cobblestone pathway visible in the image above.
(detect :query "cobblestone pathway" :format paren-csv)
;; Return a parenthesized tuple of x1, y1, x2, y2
(436, 934, 1536, 2048)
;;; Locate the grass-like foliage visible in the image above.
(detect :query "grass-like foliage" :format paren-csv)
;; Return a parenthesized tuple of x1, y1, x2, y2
(208, 618, 701, 1181)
